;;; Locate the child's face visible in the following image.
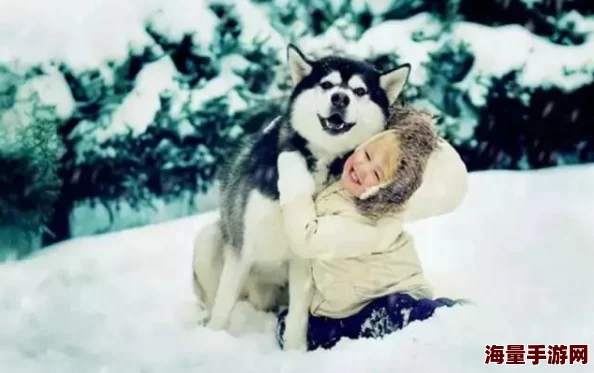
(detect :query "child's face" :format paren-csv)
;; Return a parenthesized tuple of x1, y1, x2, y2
(341, 133, 400, 198)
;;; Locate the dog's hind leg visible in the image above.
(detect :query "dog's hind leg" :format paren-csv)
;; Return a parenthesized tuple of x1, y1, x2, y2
(206, 249, 252, 331)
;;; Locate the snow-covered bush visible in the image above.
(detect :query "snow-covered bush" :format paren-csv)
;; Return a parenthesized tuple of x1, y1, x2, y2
(1, 0, 593, 251)
(0, 79, 64, 258)
(40, 1, 287, 245)
(460, 69, 594, 170)
(457, 0, 594, 45)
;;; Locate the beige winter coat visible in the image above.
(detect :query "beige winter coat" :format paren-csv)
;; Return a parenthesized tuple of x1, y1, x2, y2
(280, 139, 468, 318)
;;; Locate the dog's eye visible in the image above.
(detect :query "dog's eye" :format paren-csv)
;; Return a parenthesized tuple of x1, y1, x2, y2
(353, 88, 367, 96)
(320, 81, 333, 90)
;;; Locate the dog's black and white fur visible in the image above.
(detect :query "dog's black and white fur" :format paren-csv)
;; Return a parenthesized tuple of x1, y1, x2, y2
(192, 44, 410, 350)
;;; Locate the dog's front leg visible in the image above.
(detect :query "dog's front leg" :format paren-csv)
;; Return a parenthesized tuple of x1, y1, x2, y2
(207, 248, 251, 330)
(282, 257, 313, 351)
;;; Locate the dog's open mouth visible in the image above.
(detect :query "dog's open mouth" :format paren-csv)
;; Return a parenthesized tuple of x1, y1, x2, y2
(317, 113, 356, 135)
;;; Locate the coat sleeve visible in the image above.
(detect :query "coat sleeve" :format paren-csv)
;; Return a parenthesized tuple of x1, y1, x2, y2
(402, 139, 468, 222)
(280, 194, 402, 259)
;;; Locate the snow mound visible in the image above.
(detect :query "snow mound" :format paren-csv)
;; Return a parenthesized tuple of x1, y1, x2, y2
(1, 165, 593, 373)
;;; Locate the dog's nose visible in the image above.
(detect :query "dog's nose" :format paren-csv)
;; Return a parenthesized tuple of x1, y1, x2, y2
(331, 92, 350, 108)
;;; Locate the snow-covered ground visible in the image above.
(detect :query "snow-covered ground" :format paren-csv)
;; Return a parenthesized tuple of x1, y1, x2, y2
(1, 165, 593, 373)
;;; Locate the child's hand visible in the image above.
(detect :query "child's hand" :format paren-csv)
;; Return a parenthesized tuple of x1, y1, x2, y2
(277, 151, 315, 205)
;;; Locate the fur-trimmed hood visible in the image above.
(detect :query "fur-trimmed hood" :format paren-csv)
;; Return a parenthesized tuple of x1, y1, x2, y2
(353, 104, 439, 220)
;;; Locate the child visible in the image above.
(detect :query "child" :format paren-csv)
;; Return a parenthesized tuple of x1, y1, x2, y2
(275, 106, 468, 351)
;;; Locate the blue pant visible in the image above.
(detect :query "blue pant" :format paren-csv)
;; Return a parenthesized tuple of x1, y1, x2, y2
(276, 293, 456, 351)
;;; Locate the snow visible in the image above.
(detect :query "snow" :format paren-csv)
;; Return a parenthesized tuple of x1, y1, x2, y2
(1, 1, 593, 121)
(297, 27, 352, 59)
(72, 51, 252, 144)
(298, 12, 594, 107)
(452, 21, 594, 106)
(357, 13, 443, 85)
(317, 12, 594, 108)
(233, 0, 286, 50)
(92, 57, 179, 141)
(67, 55, 249, 144)
(147, 0, 218, 46)
(0, 0, 217, 72)
(2, 165, 594, 372)
(0, 0, 150, 71)
(2, 3, 594, 367)
(296, 13, 444, 86)
(14, 71, 75, 120)
(3, 2, 593, 154)
(189, 73, 243, 111)
(562, 10, 594, 35)
(0, 71, 73, 153)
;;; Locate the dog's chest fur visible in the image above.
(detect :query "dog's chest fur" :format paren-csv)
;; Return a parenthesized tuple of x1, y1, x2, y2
(311, 153, 334, 189)
(285, 127, 346, 191)
(246, 146, 342, 264)
(243, 150, 337, 263)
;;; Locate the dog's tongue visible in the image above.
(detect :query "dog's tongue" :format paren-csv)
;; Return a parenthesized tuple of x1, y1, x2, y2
(327, 113, 344, 127)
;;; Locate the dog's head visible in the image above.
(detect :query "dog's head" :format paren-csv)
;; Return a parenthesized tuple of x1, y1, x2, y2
(286, 44, 410, 155)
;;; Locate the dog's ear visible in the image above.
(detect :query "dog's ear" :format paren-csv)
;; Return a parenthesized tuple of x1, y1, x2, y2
(287, 44, 313, 85)
(380, 64, 411, 104)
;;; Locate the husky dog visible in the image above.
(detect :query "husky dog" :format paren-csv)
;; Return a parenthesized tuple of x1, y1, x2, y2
(192, 44, 410, 349)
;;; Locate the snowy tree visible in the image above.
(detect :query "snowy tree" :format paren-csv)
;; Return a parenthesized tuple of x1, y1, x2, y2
(0, 0, 589, 248)
(42, 47, 160, 246)
(0, 80, 64, 258)
(460, 69, 594, 170)
(42, 1, 286, 244)
(458, 0, 594, 45)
